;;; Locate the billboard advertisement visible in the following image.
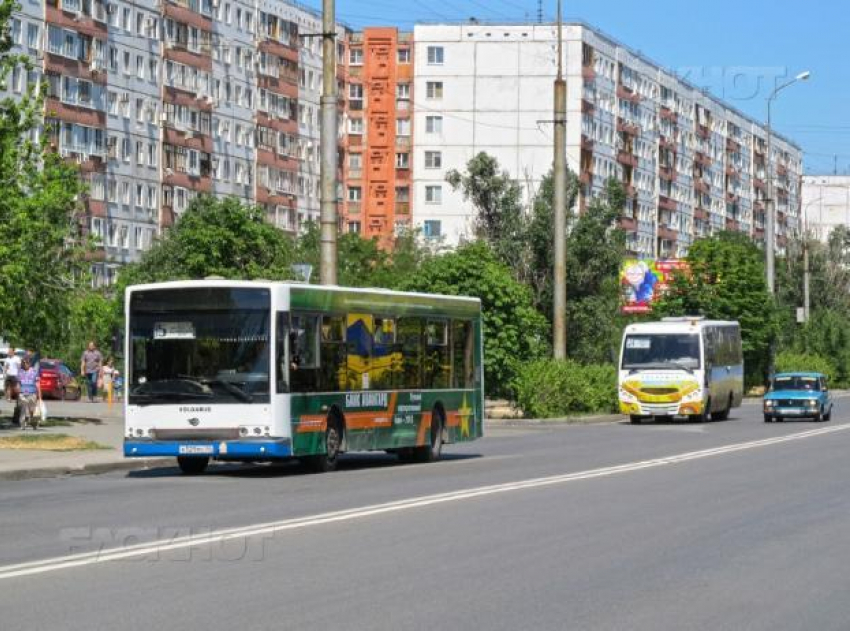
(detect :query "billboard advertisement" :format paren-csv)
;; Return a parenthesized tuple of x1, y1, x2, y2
(620, 259, 688, 314)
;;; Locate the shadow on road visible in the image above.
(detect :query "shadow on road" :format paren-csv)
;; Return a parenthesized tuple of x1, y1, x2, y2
(126, 452, 482, 479)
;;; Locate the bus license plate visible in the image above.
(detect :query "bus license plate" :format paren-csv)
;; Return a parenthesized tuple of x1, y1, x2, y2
(179, 445, 213, 455)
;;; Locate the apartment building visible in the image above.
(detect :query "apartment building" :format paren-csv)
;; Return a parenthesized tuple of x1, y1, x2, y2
(412, 23, 803, 257)
(342, 27, 413, 244)
(2, 0, 347, 285)
(801, 176, 850, 242)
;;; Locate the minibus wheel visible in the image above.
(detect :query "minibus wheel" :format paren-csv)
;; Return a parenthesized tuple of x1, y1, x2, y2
(177, 456, 209, 475)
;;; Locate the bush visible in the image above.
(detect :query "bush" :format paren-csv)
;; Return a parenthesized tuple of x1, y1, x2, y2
(774, 351, 837, 382)
(515, 359, 617, 418)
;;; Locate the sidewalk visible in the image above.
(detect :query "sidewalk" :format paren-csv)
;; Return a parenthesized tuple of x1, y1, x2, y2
(0, 399, 168, 481)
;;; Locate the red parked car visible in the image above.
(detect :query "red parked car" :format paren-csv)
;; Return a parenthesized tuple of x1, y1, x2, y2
(38, 360, 83, 400)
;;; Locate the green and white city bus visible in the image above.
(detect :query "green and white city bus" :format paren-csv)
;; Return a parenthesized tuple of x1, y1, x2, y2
(124, 280, 484, 474)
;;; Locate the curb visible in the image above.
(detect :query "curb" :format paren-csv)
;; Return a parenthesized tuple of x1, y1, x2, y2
(0, 457, 173, 482)
(485, 413, 623, 428)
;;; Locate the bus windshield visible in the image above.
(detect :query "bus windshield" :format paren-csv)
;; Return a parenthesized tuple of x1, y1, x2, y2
(621, 333, 701, 371)
(129, 287, 271, 405)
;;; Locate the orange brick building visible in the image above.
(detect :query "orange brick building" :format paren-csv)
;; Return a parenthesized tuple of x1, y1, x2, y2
(343, 28, 413, 245)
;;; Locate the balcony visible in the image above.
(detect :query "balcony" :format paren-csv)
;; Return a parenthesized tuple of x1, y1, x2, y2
(581, 135, 594, 151)
(347, 202, 361, 215)
(658, 225, 679, 242)
(616, 84, 640, 103)
(624, 183, 636, 198)
(617, 150, 638, 168)
(695, 151, 712, 167)
(754, 227, 765, 241)
(659, 165, 676, 182)
(753, 177, 766, 191)
(659, 135, 676, 150)
(726, 218, 740, 231)
(696, 124, 710, 139)
(581, 99, 595, 114)
(777, 163, 788, 176)
(726, 138, 741, 153)
(617, 118, 640, 136)
(395, 202, 410, 215)
(582, 64, 596, 80)
(725, 164, 737, 177)
(579, 170, 593, 185)
(617, 216, 638, 232)
(694, 179, 710, 195)
(659, 195, 677, 211)
(725, 192, 739, 204)
(659, 105, 677, 122)
(694, 207, 709, 221)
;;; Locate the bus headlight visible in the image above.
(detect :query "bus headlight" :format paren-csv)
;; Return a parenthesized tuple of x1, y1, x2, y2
(619, 389, 636, 402)
(682, 388, 703, 402)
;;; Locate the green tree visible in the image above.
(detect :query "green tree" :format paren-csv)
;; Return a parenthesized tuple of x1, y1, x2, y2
(119, 195, 296, 286)
(446, 153, 527, 274)
(656, 231, 778, 385)
(294, 222, 431, 289)
(0, 0, 87, 349)
(399, 241, 550, 397)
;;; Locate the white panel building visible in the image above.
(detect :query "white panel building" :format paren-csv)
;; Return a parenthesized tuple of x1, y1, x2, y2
(412, 22, 803, 258)
(802, 176, 850, 241)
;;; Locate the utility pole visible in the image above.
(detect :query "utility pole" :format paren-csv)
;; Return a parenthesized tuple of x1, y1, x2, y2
(319, 0, 338, 285)
(803, 236, 810, 322)
(552, 0, 567, 359)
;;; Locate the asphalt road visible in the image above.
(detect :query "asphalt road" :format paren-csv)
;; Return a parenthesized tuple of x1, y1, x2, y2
(2, 398, 850, 630)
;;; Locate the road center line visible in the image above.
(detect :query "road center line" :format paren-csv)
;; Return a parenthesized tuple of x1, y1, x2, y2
(2, 422, 849, 581)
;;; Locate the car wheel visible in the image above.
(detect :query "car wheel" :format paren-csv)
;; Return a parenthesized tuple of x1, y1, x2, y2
(824, 407, 832, 421)
(776, 416, 783, 423)
(813, 411, 822, 422)
(764, 414, 772, 423)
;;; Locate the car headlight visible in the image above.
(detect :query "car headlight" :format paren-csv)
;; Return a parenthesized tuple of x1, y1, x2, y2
(808, 400, 819, 408)
(764, 400, 775, 408)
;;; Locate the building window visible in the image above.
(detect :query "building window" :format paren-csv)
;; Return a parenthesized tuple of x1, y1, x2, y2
(425, 151, 442, 169)
(348, 186, 361, 202)
(397, 48, 410, 64)
(349, 48, 363, 65)
(423, 220, 442, 238)
(426, 81, 443, 99)
(348, 153, 362, 171)
(395, 152, 409, 169)
(396, 118, 410, 136)
(427, 46, 444, 65)
(348, 221, 361, 234)
(425, 185, 442, 204)
(425, 115, 443, 134)
(349, 117, 363, 134)
(349, 83, 363, 110)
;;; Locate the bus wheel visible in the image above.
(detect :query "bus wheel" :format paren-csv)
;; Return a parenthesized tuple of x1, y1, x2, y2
(413, 409, 444, 463)
(305, 414, 343, 473)
(712, 395, 732, 421)
(629, 415, 642, 424)
(177, 456, 209, 475)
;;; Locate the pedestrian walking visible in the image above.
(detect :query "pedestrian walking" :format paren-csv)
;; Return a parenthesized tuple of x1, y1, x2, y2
(80, 341, 103, 403)
(4, 347, 21, 403)
(101, 357, 119, 403)
(17, 357, 41, 430)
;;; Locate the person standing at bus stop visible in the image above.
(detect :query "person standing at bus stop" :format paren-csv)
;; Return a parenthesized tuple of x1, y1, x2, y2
(80, 341, 103, 403)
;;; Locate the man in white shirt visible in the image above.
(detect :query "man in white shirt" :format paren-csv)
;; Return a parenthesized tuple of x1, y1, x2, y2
(4, 350, 21, 401)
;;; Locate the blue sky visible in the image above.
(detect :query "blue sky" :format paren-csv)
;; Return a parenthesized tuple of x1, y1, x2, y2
(304, 0, 849, 175)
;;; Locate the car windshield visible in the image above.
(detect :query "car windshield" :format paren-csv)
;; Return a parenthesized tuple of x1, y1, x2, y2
(129, 287, 271, 405)
(772, 376, 821, 391)
(621, 333, 701, 370)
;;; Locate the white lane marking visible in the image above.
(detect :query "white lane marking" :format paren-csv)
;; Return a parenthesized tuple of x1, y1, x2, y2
(2, 422, 850, 581)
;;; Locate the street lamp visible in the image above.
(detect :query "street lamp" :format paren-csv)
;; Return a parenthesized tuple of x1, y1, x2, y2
(766, 70, 811, 295)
